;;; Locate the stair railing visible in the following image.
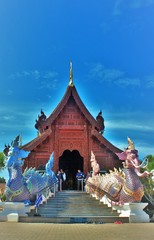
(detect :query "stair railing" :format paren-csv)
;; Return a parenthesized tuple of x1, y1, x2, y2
(34, 180, 58, 214)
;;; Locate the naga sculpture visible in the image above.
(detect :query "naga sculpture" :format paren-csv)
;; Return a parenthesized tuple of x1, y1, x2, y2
(90, 151, 100, 176)
(5, 136, 57, 202)
(86, 138, 152, 205)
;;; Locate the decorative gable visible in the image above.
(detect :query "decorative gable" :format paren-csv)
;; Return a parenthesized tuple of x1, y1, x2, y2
(22, 62, 123, 177)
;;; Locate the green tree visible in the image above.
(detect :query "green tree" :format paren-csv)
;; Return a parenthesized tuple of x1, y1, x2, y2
(0, 177, 6, 183)
(146, 155, 154, 171)
(0, 152, 5, 171)
(141, 155, 154, 208)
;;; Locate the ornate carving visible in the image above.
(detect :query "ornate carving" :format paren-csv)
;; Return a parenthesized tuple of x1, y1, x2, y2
(59, 141, 83, 156)
(35, 109, 47, 134)
(59, 131, 83, 139)
(96, 110, 105, 134)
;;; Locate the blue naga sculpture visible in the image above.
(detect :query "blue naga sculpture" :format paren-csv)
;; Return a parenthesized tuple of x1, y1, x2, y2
(5, 137, 57, 202)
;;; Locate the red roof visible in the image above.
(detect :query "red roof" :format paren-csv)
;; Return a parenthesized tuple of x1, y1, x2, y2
(22, 129, 51, 151)
(91, 129, 122, 153)
(22, 83, 121, 153)
(45, 84, 100, 127)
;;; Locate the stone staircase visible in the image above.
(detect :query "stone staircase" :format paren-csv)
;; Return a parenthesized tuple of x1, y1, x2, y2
(19, 191, 129, 223)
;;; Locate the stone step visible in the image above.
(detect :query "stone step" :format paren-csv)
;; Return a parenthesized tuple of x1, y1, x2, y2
(32, 212, 119, 217)
(36, 204, 115, 210)
(19, 216, 129, 224)
(41, 203, 103, 206)
(21, 191, 129, 223)
(37, 207, 114, 212)
(34, 210, 117, 216)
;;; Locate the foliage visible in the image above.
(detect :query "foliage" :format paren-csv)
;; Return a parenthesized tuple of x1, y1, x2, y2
(0, 152, 6, 171)
(146, 155, 154, 171)
(142, 176, 154, 206)
(0, 177, 6, 183)
(141, 155, 154, 207)
(0, 194, 6, 202)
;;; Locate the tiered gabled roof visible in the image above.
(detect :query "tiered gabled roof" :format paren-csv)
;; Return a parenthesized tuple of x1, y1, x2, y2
(22, 129, 51, 151)
(45, 84, 100, 128)
(22, 62, 121, 153)
(91, 129, 121, 153)
(22, 83, 100, 151)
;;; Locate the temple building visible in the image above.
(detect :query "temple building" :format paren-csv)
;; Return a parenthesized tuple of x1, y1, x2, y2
(22, 62, 122, 189)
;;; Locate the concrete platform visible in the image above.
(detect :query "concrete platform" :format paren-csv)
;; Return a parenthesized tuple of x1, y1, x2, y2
(0, 223, 153, 240)
(19, 215, 129, 223)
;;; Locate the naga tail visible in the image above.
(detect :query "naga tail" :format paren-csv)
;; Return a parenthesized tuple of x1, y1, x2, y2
(99, 169, 125, 201)
(86, 168, 125, 202)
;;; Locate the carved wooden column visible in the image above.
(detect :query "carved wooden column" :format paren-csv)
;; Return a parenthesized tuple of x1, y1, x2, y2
(82, 124, 88, 174)
(53, 125, 59, 172)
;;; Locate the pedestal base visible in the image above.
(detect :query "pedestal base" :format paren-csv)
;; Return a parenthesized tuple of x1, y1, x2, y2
(7, 213, 19, 222)
(0, 202, 35, 222)
(119, 203, 149, 223)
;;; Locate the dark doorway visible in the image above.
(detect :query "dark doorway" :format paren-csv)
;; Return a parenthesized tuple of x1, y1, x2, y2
(59, 150, 84, 190)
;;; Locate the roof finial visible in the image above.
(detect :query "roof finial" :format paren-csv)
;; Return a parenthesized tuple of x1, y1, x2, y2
(69, 61, 74, 86)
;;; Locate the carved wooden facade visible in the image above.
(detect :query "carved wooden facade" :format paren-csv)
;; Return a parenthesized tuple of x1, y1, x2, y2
(22, 74, 122, 175)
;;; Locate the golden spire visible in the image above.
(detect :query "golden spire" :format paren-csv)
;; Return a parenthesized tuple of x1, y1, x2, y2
(69, 61, 74, 86)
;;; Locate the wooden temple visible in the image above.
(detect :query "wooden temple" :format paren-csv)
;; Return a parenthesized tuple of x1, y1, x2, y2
(22, 62, 123, 188)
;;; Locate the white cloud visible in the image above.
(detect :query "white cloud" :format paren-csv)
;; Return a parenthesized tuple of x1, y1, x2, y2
(39, 78, 59, 90)
(8, 69, 59, 90)
(113, 0, 122, 16)
(31, 70, 40, 80)
(88, 63, 140, 87)
(3, 115, 15, 121)
(113, 0, 154, 15)
(144, 75, 154, 88)
(43, 71, 58, 79)
(22, 71, 30, 76)
(9, 69, 58, 81)
(9, 70, 40, 80)
(106, 120, 154, 131)
(115, 77, 140, 87)
(89, 63, 124, 82)
(130, 0, 154, 8)
(38, 71, 59, 90)
(137, 145, 154, 158)
(9, 73, 21, 79)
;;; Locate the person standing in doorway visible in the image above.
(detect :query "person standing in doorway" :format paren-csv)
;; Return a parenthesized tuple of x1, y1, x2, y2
(60, 169, 66, 190)
(76, 169, 84, 191)
(57, 170, 63, 191)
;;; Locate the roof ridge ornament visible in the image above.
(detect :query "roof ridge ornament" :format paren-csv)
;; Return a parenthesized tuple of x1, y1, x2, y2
(69, 61, 74, 87)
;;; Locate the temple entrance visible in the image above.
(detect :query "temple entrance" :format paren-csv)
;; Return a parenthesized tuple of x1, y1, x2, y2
(59, 150, 84, 190)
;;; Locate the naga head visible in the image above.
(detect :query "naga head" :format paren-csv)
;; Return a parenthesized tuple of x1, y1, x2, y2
(116, 137, 138, 167)
(116, 137, 150, 177)
(45, 152, 54, 175)
(7, 146, 30, 168)
(6, 135, 30, 169)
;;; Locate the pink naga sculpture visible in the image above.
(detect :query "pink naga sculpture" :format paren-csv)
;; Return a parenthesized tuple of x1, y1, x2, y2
(90, 151, 100, 176)
(86, 138, 152, 205)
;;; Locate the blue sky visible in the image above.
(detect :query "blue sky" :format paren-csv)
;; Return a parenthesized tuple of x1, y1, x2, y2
(0, 0, 154, 178)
